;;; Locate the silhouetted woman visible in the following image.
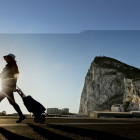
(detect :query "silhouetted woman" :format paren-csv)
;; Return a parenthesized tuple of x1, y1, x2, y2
(0, 54, 26, 123)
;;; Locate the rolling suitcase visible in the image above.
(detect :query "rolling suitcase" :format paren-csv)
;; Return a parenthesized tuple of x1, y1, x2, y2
(16, 86, 46, 123)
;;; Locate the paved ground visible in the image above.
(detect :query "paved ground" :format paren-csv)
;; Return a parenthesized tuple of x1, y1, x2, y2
(0, 117, 140, 139)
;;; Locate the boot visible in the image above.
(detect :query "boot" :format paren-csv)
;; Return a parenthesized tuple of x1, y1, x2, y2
(16, 115, 26, 123)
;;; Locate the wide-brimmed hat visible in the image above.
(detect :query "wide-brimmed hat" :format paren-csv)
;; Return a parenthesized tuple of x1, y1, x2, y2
(4, 54, 16, 61)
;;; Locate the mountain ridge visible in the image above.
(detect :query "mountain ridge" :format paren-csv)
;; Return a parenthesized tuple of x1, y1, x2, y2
(79, 56, 140, 115)
(91, 56, 140, 79)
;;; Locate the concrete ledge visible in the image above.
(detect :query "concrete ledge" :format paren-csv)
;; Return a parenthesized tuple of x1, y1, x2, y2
(89, 111, 132, 118)
(131, 111, 140, 117)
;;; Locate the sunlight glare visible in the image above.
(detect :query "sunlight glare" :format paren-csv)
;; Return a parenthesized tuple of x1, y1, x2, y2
(14, 73, 20, 78)
(0, 80, 1, 90)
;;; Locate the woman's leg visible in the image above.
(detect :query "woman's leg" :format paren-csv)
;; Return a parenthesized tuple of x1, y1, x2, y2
(6, 90, 23, 116)
(2, 88, 24, 116)
(0, 90, 6, 102)
(2, 88, 26, 122)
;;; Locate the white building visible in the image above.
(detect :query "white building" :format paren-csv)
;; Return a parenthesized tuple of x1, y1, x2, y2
(111, 104, 124, 112)
(62, 108, 69, 114)
(47, 108, 58, 114)
(58, 109, 63, 115)
(47, 108, 70, 115)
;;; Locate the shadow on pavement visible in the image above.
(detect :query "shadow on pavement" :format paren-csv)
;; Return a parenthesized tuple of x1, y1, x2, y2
(27, 123, 73, 140)
(47, 124, 132, 140)
(0, 127, 34, 140)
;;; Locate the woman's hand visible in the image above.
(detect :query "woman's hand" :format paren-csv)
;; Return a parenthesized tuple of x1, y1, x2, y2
(13, 88, 17, 92)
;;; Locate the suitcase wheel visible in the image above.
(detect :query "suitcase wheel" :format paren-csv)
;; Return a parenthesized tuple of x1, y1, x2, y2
(40, 115, 45, 123)
(34, 116, 40, 123)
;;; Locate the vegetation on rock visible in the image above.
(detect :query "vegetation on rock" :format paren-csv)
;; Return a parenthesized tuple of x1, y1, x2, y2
(122, 98, 133, 112)
(93, 56, 140, 79)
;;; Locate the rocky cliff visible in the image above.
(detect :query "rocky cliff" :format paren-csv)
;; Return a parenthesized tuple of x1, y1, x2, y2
(79, 56, 140, 115)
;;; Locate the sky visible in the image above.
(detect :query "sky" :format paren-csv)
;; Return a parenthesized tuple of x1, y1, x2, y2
(0, 0, 140, 114)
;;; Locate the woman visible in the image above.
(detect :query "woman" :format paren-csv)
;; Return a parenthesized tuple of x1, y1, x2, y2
(0, 54, 26, 123)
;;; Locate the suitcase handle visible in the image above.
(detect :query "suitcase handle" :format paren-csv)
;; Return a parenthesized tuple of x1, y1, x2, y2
(16, 86, 26, 98)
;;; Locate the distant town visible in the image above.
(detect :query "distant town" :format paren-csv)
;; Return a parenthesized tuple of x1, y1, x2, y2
(0, 108, 82, 117)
